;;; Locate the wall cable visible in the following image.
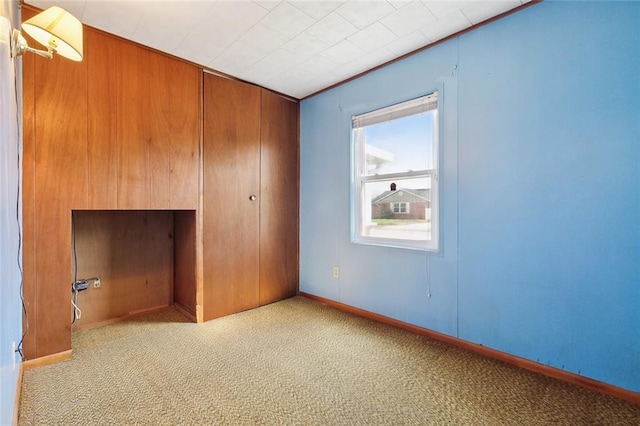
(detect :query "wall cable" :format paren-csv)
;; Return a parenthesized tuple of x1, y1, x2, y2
(71, 287, 82, 321)
(71, 211, 79, 323)
(13, 59, 27, 361)
(426, 252, 432, 298)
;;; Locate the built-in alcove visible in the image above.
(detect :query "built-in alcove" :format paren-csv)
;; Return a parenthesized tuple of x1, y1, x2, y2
(71, 210, 197, 330)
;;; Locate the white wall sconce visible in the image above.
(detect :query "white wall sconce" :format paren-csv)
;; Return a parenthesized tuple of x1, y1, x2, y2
(10, 6, 82, 61)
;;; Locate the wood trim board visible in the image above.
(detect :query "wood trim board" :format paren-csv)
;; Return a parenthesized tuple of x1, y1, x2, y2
(299, 292, 640, 405)
(12, 363, 23, 426)
(22, 350, 72, 371)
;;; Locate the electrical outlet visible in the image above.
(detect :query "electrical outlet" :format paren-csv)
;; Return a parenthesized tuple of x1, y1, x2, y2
(333, 267, 339, 278)
(93, 278, 101, 288)
(73, 280, 89, 291)
(12, 341, 16, 370)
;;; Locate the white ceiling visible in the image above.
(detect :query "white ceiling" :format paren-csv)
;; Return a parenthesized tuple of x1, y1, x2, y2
(24, 0, 533, 99)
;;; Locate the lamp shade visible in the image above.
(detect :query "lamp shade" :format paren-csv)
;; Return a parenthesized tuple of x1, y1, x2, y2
(21, 6, 83, 61)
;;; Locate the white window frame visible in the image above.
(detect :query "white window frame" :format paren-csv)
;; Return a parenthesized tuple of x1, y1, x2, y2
(351, 93, 440, 252)
(392, 202, 409, 214)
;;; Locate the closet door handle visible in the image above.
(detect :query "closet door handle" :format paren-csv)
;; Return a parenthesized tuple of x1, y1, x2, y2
(249, 195, 257, 201)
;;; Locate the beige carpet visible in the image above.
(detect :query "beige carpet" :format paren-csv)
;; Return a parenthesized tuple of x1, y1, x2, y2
(19, 296, 640, 425)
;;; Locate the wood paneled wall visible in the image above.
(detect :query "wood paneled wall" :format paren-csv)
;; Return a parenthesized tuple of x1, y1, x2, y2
(21, 28, 37, 359)
(22, 7, 89, 356)
(88, 32, 201, 210)
(174, 210, 198, 318)
(22, 5, 298, 361)
(87, 28, 117, 208)
(22, 6, 201, 359)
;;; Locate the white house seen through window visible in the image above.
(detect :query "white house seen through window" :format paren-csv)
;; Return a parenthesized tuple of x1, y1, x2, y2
(352, 93, 439, 251)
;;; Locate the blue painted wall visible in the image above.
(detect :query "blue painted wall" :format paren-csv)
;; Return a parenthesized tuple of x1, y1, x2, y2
(300, 1, 640, 392)
(0, 0, 22, 423)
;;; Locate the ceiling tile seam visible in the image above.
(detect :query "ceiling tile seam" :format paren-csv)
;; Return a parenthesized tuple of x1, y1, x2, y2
(208, 3, 294, 70)
(255, 1, 275, 13)
(301, 17, 411, 72)
(263, 33, 366, 83)
(280, 32, 328, 61)
(378, 19, 404, 41)
(76, 1, 88, 23)
(459, 8, 473, 27)
(261, 0, 318, 40)
(334, 0, 397, 31)
(287, 0, 340, 22)
(128, 6, 151, 41)
(168, 2, 219, 58)
(329, 5, 434, 57)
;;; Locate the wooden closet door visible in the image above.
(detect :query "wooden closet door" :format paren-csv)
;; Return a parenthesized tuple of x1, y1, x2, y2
(203, 74, 261, 320)
(259, 90, 299, 305)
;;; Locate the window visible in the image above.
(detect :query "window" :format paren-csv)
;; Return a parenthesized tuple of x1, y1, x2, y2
(352, 93, 439, 251)
(392, 202, 408, 213)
